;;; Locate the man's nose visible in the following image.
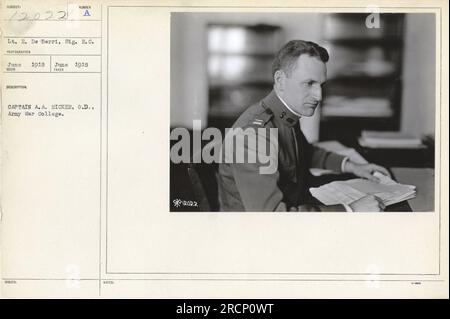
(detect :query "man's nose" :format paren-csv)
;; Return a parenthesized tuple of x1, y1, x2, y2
(312, 86, 322, 101)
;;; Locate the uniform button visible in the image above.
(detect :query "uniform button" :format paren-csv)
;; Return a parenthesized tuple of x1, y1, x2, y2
(280, 111, 286, 119)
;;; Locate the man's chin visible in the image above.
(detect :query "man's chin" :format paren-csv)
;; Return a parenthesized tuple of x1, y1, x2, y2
(301, 107, 317, 117)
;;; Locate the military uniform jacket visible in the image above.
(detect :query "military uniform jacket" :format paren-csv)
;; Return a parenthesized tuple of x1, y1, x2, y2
(217, 90, 347, 212)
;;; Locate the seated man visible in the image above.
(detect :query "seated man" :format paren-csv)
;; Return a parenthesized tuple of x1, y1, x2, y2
(217, 40, 389, 212)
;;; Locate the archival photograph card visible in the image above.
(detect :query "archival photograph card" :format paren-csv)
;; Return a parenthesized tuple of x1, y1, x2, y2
(0, 0, 448, 298)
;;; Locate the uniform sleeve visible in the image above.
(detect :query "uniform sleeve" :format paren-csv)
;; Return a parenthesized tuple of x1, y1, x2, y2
(310, 146, 347, 172)
(226, 127, 284, 211)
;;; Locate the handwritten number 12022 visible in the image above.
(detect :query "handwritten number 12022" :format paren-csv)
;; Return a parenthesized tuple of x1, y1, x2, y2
(8, 10, 67, 21)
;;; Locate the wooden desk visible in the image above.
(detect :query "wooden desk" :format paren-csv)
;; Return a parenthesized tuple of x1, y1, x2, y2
(391, 167, 435, 212)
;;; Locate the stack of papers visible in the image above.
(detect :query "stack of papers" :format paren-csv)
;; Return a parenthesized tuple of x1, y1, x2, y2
(359, 131, 425, 149)
(310, 172, 416, 207)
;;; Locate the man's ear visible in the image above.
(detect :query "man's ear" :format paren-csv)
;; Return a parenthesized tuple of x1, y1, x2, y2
(274, 70, 286, 92)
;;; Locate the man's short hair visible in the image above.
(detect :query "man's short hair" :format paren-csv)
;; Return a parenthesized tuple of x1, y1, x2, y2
(272, 40, 329, 79)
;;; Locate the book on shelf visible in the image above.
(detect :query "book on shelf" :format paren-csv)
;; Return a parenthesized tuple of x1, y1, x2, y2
(359, 131, 425, 149)
(322, 96, 393, 117)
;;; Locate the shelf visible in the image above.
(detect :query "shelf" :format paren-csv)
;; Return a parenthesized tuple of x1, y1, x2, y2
(209, 80, 273, 89)
(325, 13, 404, 21)
(208, 51, 276, 58)
(320, 13, 404, 144)
(323, 37, 403, 47)
(208, 23, 283, 57)
(327, 73, 400, 82)
(209, 106, 246, 119)
(321, 114, 395, 121)
(207, 23, 281, 32)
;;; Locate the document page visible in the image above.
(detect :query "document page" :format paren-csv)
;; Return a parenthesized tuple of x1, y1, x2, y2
(0, 0, 448, 298)
(310, 175, 416, 206)
(1, 0, 103, 297)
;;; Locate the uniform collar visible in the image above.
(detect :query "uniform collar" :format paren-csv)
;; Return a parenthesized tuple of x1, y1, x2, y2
(262, 90, 300, 127)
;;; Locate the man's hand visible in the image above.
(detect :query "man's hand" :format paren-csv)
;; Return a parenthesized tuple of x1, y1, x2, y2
(344, 161, 391, 182)
(349, 195, 385, 212)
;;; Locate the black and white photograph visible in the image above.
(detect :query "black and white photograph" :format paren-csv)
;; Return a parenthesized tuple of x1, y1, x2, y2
(170, 12, 436, 212)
